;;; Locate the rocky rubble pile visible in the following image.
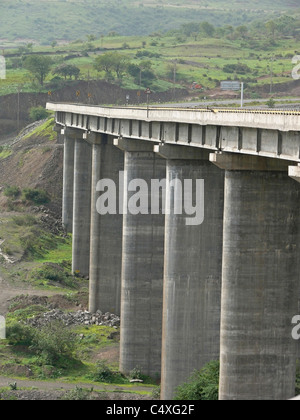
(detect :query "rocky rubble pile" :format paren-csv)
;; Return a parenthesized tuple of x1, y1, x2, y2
(28, 309, 120, 328)
(31, 205, 66, 236)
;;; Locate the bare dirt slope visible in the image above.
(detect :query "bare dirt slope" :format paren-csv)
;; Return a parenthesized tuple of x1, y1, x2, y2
(0, 118, 64, 309)
(0, 275, 61, 315)
(0, 118, 63, 215)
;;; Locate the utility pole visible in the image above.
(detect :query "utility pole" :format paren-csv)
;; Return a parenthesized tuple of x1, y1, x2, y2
(270, 55, 274, 95)
(17, 85, 21, 132)
(240, 82, 244, 108)
(87, 70, 91, 104)
(145, 88, 151, 118)
(139, 68, 142, 89)
(173, 60, 177, 101)
(138, 67, 142, 105)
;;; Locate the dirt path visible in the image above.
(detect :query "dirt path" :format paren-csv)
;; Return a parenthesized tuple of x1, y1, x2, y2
(0, 274, 62, 315)
(0, 375, 153, 395)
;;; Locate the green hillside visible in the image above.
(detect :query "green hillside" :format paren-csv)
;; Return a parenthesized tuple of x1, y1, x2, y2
(0, 0, 298, 43)
(1, 11, 300, 99)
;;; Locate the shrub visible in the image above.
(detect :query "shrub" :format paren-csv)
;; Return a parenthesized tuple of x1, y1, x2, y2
(30, 321, 77, 365)
(22, 188, 50, 205)
(20, 234, 38, 257)
(174, 361, 220, 401)
(223, 63, 251, 75)
(4, 186, 21, 199)
(29, 106, 50, 122)
(34, 264, 77, 288)
(129, 366, 143, 381)
(6, 322, 35, 346)
(92, 361, 115, 383)
(61, 386, 94, 401)
(266, 98, 276, 108)
(9, 382, 18, 391)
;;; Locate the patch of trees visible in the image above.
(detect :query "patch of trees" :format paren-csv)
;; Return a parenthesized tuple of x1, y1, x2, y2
(19, 49, 158, 89)
(172, 14, 300, 45)
(93, 52, 129, 81)
(53, 64, 80, 80)
(23, 55, 53, 86)
(127, 61, 156, 86)
(21, 55, 81, 87)
(93, 52, 157, 86)
(135, 50, 161, 59)
(223, 63, 252, 75)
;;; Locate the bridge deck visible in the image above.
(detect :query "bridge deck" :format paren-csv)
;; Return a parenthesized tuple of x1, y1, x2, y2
(47, 103, 300, 163)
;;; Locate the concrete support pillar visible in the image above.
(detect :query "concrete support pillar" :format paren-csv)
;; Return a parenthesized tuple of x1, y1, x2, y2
(89, 134, 124, 315)
(289, 164, 300, 363)
(211, 152, 300, 400)
(62, 128, 75, 233)
(72, 136, 92, 277)
(155, 145, 224, 400)
(115, 138, 165, 378)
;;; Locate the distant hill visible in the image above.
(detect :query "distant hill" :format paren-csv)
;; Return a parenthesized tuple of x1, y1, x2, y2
(0, 0, 298, 43)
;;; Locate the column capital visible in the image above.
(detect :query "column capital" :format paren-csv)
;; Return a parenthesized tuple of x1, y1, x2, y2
(113, 137, 155, 152)
(61, 127, 83, 139)
(154, 144, 209, 161)
(288, 164, 300, 183)
(210, 152, 290, 172)
(83, 131, 103, 145)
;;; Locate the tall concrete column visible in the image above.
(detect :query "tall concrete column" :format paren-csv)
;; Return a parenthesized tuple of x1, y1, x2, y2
(211, 153, 300, 400)
(115, 138, 166, 378)
(89, 134, 124, 315)
(155, 145, 224, 400)
(289, 164, 300, 364)
(72, 136, 92, 277)
(61, 128, 75, 233)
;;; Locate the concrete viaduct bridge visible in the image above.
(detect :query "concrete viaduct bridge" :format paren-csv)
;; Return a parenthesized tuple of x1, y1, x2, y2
(47, 102, 300, 400)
